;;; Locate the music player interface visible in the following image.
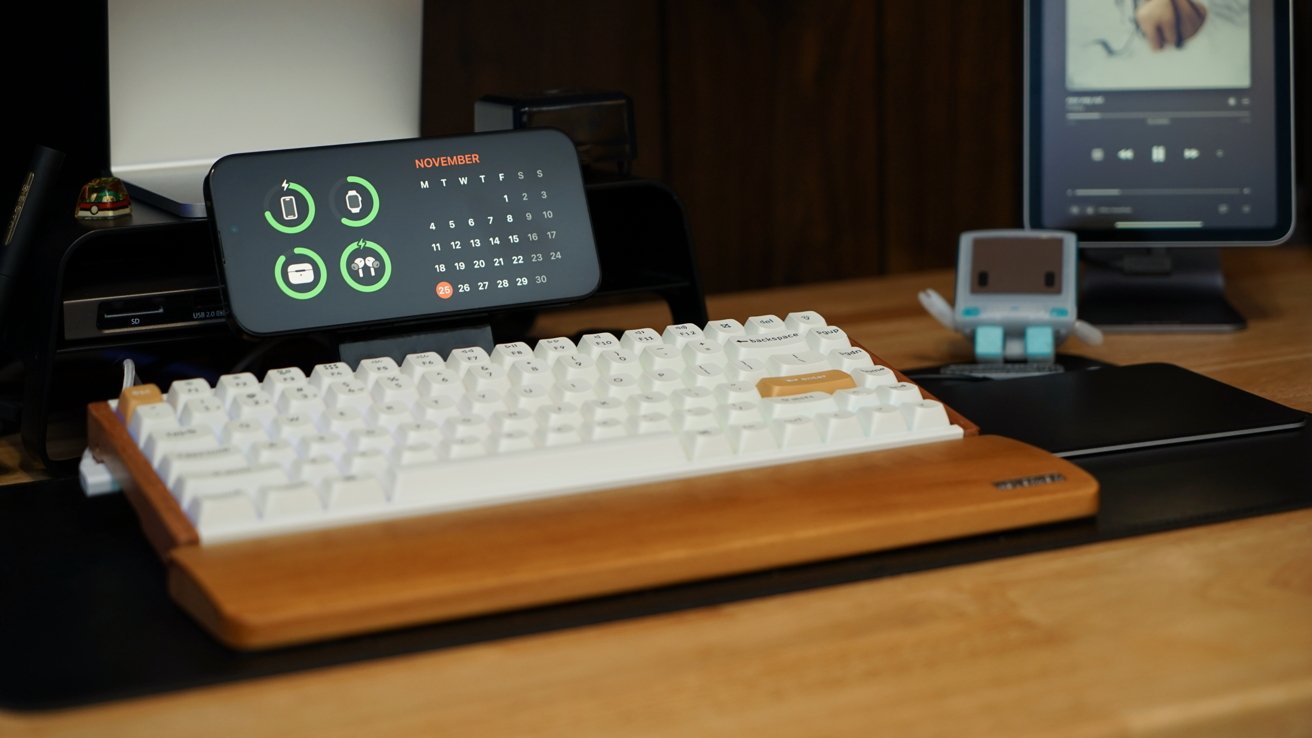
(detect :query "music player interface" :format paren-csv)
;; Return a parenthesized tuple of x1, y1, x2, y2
(1037, 0, 1281, 234)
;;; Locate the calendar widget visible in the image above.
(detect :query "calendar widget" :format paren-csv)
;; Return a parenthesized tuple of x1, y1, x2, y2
(205, 129, 600, 335)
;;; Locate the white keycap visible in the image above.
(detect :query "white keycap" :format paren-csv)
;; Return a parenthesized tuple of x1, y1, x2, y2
(619, 328, 663, 354)
(461, 389, 506, 415)
(771, 416, 823, 447)
(507, 384, 554, 411)
(271, 413, 319, 443)
(682, 428, 732, 460)
(142, 427, 221, 466)
(222, 419, 269, 452)
(179, 396, 229, 434)
(167, 378, 213, 412)
(833, 387, 883, 413)
(552, 379, 597, 404)
(367, 401, 414, 430)
(297, 434, 348, 463)
(446, 346, 492, 372)
(323, 380, 372, 412)
(277, 384, 325, 416)
(729, 422, 776, 454)
(174, 463, 288, 507)
(396, 420, 443, 448)
(596, 348, 642, 377)
(630, 412, 673, 435)
(852, 365, 898, 388)
(418, 369, 464, 399)
(261, 367, 308, 400)
(661, 323, 704, 347)
(347, 448, 391, 477)
(877, 382, 922, 405)
(577, 332, 621, 357)
(682, 340, 728, 367)
(309, 362, 354, 391)
(463, 364, 510, 394)
(157, 446, 247, 488)
(627, 392, 672, 415)
(830, 347, 875, 371)
(744, 315, 786, 334)
(716, 381, 762, 404)
(582, 398, 628, 423)
(726, 358, 769, 383)
(598, 374, 642, 399)
(766, 351, 832, 377)
(370, 374, 419, 404)
(586, 417, 630, 441)
(784, 311, 827, 332)
(533, 337, 577, 365)
(324, 475, 388, 510)
(673, 407, 719, 433)
(685, 363, 729, 388)
(188, 491, 260, 539)
(355, 357, 400, 387)
(537, 402, 584, 427)
(128, 403, 181, 442)
(346, 427, 394, 454)
(642, 369, 687, 393)
(815, 411, 864, 442)
(293, 455, 342, 487)
(725, 332, 808, 361)
(720, 401, 764, 426)
(491, 409, 538, 434)
(259, 482, 324, 519)
(414, 396, 460, 424)
(702, 318, 746, 342)
(804, 326, 851, 353)
(320, 407, 367, 437)
(400, 352, 444, 380)
(670, 387, 717, 411)
(215, 373, 261, 407)
(490, 342, 534, 368)
(230, 391, 277, 426)
(511, 358, 556, 386)
(393, 443, 441, 467)
(249, 439, 299, 471)
(860, 406, 910, 436)
(901, 400, 951, 430)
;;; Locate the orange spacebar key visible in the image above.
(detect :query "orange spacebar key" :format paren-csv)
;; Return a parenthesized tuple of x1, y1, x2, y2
(756, 370, 857, 398)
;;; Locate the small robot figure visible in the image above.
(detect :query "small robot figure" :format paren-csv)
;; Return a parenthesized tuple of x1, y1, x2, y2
(920, 230, 1102, 364)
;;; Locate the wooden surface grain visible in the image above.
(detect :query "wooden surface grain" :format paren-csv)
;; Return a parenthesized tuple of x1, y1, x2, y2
(3, 244, 1310, 736)
(4, 508, 1309, 738)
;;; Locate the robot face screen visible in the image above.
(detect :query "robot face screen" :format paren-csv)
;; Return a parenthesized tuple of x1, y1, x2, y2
(970, 237, 1065, 295)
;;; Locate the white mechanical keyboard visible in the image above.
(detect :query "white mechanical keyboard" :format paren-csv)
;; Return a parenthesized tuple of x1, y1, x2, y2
(112, 311, 963, 543)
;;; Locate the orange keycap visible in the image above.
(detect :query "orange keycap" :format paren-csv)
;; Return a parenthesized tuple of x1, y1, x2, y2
(756, 370, 857, 398)
(118, 384, 165, 422)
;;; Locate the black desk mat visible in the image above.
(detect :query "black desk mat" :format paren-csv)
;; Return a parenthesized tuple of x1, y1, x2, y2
(3, 403, 1310, 710)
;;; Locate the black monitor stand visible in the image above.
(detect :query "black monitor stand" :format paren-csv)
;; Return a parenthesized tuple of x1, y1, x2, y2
(1078, 248, 1245, 333)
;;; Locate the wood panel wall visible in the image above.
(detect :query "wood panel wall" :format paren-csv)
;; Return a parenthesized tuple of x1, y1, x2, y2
(422, 0, 1310, 294)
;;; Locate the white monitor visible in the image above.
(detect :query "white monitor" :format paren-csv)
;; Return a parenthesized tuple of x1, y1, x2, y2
(107, 0, 423, 217)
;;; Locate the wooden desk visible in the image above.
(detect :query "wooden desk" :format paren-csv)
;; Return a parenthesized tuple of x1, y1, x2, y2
(4, 246, 1311, 737)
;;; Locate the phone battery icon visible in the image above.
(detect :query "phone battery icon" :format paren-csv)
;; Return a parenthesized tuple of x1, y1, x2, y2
(280, 195, 298, 221)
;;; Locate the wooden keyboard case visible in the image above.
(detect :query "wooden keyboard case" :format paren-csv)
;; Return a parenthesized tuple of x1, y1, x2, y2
(86, 358, 1098, 650)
